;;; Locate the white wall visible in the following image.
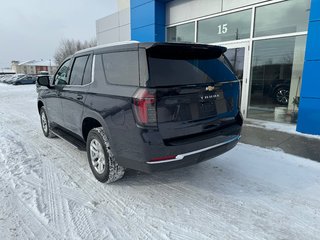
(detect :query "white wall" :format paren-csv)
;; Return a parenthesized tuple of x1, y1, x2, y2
(222, 0, 271, 11)
(96, 7, 130, 45)
(166, 0, 271, 25)
(166, 0, 222, 25)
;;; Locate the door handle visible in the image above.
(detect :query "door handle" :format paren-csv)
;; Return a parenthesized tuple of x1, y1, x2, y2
(76, 94, 83, 100)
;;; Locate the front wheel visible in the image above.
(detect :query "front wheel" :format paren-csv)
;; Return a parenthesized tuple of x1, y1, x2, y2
(86, 127, 125, 183)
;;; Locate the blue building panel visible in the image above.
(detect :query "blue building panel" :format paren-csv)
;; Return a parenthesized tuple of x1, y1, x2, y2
(300, 60, 320, 99)
(297, 0, 320, 135)
(131, 1, 155, 29)
(154, 24, 166, 41)
(310, 0, 320, 21)
(130, 0, 166, 42)
(131, 0, 153, 8)
(297, 98, 320, 135)
(131, 25, 155, 41)
(155, 1, 166, 25)
(304, 21, 320, 61)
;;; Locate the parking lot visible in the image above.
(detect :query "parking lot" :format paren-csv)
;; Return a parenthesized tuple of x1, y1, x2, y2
(0, 83, 320, 240)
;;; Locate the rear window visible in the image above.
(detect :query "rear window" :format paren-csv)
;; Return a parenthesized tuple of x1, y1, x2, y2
(146, 46, 237, 87)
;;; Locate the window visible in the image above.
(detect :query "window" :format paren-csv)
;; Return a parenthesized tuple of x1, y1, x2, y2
(254, 0, 310, 37)
(248, 36, 307, 123)
(55, 59, 71, 85)
(167, 22, 195, 43)
(101, 51, 139, 86)
(147, 56, 236, 87)
(69, 56, 89, 85)
(82, 55, 93, 85)
(224, 48, 245, 80)
(197, 9, 251, 43)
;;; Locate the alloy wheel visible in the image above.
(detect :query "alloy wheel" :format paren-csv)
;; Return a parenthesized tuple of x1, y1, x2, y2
(41, 111, 48, 134)
(90, 139, 106, 174)
(276, 89, 289, 105)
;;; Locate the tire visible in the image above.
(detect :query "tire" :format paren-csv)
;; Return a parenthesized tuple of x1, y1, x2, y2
(274, 87, 289, 105)
(86, 127, 125, 183)
(40, 107, 55, 138)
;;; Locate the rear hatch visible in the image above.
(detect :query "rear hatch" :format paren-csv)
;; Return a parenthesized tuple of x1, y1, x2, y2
(139, 43, 241, 142)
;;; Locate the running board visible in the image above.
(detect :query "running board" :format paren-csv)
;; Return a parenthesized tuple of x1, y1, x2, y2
(51, 127, 86, 151)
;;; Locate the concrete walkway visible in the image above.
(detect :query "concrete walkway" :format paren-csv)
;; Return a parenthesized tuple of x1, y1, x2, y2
(241, 121, 320, 162)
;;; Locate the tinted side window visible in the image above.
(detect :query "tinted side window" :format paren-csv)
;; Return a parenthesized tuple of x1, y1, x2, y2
(101, 51, 139, 86)
(82, 55, 93, 85)
(55, 59, 71, 85)
(69, 56, 89, 85)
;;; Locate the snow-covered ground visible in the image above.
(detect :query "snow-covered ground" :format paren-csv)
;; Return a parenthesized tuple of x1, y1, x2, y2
(0, 83, 320, 240)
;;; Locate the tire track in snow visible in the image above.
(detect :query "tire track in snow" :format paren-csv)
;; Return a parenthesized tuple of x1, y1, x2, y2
(67, 200, 97, 240)
(0, 109, 216, 239)
(0, 127, 70, 238)
(209, 161, 320, 235)
(0, 168, 60, 239)
(147, 171, 316, 240)
(1, 104, 145, 236)
(3, 126, 105, 239)
(13, 118, 215, 240)
(46, 141, 163, 240)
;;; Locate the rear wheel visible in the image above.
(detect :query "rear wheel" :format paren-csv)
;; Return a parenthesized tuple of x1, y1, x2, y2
(40, 107, 55, 138)
(86, 127, 125, 183)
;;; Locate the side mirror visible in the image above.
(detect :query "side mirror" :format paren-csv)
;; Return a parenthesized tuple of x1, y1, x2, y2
(37, 76, 51, 88)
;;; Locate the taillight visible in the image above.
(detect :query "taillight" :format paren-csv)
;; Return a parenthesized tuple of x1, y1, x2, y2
(133, 88, 157, 127)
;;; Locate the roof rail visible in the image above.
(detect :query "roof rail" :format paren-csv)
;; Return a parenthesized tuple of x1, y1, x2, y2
(76, 40, 140, 54)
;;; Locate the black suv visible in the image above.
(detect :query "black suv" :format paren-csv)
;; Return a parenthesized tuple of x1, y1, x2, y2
(37, 42, 243, 183)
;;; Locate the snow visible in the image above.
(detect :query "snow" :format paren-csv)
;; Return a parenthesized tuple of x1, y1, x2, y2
(17, 60, 55, 67)
(0, 83, 320, 240)
(245, 119, 320, 140)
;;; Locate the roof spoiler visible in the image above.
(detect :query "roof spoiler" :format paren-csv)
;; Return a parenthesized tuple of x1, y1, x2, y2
(143, 42, 227, 60)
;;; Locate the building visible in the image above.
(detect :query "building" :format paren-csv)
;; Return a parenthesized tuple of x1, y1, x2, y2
(11, 60, 57, 75)
(96, 0, 319, 136)
(0, 68, 15, 75)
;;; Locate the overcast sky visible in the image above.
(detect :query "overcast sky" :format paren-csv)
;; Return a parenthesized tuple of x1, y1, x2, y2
(0, 0, 117, 68)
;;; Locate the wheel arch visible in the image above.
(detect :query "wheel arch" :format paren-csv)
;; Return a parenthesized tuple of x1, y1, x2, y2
(37, 100, 44, 113)
(82, 116, 107, 142)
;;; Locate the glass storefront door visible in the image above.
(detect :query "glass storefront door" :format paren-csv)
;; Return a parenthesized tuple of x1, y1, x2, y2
(221, 42, 250, 117)
(167, 0, 309, 124)
(248, 36, 307, 123)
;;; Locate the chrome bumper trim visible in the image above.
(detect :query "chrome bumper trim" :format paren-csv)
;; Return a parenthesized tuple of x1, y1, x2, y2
(146, 135, 241, 165)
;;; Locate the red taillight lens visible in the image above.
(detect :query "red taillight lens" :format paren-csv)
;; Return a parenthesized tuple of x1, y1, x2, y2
(133, 89, 157, 126)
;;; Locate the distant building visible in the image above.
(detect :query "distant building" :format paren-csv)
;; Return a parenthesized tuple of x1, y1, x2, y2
(0, 68, 15, 75)
(11, 60, 57, 75)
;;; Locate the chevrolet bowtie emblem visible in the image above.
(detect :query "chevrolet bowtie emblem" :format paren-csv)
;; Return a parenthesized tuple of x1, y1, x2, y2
(205, 86, 215, 91)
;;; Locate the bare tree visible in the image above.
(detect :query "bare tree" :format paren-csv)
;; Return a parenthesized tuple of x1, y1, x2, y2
(53, 38, 97, 65)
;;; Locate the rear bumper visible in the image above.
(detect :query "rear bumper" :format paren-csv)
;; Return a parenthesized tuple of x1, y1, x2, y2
(138, 134, 239, 173)
(112, 120, 242, 172)
(146, 135, 240, 164)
